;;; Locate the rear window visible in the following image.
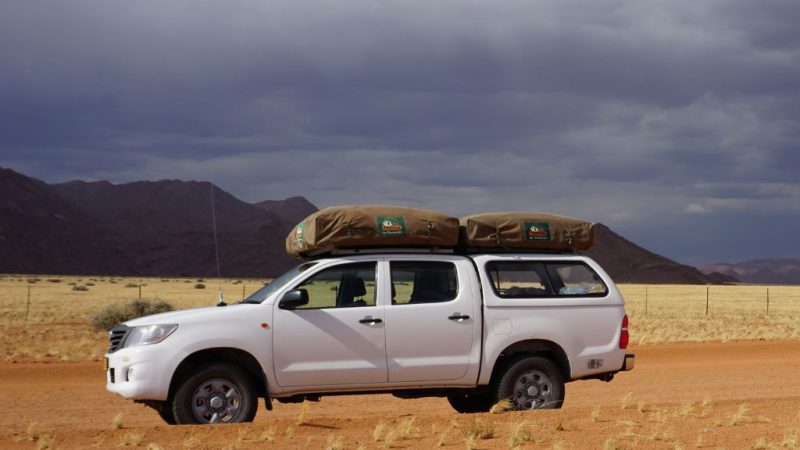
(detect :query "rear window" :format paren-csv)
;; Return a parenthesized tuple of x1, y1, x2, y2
(486, 261, 607, 298)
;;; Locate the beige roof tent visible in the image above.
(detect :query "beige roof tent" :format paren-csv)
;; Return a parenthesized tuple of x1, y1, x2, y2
(286, 205, 460, 258)
(459, 212, 595, 251)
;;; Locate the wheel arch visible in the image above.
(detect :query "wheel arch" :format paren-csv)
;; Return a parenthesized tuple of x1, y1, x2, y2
(169, 347, 269, 401)
(489, 339, 571, 384)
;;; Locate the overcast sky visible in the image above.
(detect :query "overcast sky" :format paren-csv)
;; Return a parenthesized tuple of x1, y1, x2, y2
(1, 0, 798, 265)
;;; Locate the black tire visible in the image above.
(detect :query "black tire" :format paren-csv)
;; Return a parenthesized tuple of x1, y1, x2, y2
(495, 356, 564, 410)
(152, 401, 176, 425)
(171, 364, 258, 424)
(447, 392, 494, 413)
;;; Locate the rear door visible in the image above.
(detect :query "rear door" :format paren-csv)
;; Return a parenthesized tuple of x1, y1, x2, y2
(383, 256, 481, 383)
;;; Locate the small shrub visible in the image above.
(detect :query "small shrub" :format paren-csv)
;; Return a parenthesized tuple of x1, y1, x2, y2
(124, 283, 138, 288)
(91, 299, 174, 330)
(194, 283, 206, 289)
(72, 285, 89, 291)
(47, 279, 61, 283)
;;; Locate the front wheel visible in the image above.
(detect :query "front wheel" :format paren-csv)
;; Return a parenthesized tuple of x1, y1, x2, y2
(495, 356, 565, 410)
(447, 392, 494, 413)
(172, 364, 258, 424)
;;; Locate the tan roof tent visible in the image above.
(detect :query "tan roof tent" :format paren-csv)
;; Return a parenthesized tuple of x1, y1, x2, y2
(459, 212, 595, 251)
(286, 205, 460, 258)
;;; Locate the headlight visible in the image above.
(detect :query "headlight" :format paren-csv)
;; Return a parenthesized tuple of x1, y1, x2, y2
(123, 324, 178, 348)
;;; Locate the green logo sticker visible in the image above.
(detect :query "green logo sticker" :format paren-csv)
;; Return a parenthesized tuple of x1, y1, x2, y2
(294, 221, 306, 244)
(376, 216, 407, 236)
(525, 222, 551, 241)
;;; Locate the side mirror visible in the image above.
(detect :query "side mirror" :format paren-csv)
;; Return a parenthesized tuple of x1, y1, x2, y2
(279, 289, 309, 310)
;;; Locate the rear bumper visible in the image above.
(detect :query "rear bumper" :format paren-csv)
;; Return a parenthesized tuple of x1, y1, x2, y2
(623, 353, 635, 371)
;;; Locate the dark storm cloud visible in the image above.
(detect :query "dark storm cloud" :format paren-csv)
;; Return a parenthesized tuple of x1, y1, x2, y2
(1, 0, 799, 263)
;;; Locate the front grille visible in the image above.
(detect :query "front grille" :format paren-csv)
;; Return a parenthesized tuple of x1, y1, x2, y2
(108, 325, 130, 353)
(109, 368, 116, 383)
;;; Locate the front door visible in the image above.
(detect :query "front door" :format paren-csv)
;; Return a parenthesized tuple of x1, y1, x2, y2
(273, 261, 387, 387)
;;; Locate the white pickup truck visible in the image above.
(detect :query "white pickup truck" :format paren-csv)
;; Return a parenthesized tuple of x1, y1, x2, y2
(105, 252, 634, 424)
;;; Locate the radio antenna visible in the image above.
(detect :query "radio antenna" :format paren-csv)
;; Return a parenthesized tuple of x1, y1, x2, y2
(210, 184, 226, 306)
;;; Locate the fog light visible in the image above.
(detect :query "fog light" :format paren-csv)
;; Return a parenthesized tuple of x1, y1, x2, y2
(126, 365, 142, 382)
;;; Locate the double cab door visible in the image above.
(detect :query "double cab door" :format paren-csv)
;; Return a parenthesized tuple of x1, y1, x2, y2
(272, 256, 480, 388)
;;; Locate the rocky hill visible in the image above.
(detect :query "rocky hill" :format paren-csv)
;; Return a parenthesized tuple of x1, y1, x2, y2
(582, 224, 738, 284)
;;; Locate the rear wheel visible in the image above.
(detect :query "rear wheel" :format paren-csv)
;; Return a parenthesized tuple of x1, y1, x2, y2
(447, 392, 494, 413)
(496, 356, 564, 410)
(172, 364, 258, 424)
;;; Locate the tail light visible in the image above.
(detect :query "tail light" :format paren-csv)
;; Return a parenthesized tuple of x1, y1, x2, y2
(619, 315, 629, 349)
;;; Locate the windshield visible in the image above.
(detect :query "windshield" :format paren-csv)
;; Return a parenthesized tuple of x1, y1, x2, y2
(242, 262, 317, 304)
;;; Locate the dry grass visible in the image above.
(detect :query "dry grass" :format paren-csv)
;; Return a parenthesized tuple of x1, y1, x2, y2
(112, 413, 124, 429)
(618, 284, 800, 345)
(296, 401, 311, 425)
(1, 278, 799, 363)
(465, 418, 495, 440)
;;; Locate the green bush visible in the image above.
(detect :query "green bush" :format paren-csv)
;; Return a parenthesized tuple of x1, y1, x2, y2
(72, 285, 89, 291)
(194, 283, 206, 289)
(91, 299, 174, 330)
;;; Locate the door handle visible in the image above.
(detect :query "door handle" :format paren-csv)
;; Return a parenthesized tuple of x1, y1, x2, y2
(448, 314, 470, 321)
(359, 317, 383, 325)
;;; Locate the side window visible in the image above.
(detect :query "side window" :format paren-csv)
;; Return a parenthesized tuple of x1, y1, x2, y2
(485, 261, 554, 298)
(294, 262, 376, 309)
(390, 261, 458, 305)
(546, 263, 608, 296)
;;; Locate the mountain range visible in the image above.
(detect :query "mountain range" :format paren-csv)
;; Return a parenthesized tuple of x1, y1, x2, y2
(700, 259, 800, 285)
(0, 165, 784, 284)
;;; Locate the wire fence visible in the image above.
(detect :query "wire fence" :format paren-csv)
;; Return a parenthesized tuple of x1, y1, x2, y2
(619, 284, 800, 318)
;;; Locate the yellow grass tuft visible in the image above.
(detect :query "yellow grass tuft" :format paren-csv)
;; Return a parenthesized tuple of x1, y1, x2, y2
(591, 405, 603, 422)
(620, 392, 633, 410)
(112, 413, 124, 430)
(325, 435, 343, 450)
(296, 400, 311, 425)
(676, 401, 695, 418)
(491, 398, 513, 414)
(373, 421, 387, 442)
(466, 418, 495, 440)
(120, 432, 144, 446)
(507, 421, 533, 448)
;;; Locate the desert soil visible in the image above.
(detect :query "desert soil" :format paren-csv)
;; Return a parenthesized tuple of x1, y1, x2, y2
(2, 341, 799, 449)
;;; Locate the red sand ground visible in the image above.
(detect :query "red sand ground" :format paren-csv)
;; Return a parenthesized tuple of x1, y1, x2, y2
(2, 341, 799, 449)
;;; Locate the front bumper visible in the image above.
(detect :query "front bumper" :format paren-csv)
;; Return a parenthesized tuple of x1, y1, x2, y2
(105, 345, 181, 401)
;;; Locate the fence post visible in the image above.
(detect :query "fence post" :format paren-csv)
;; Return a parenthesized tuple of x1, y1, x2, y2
(25, 285, 31, 322)
(645, 285, 648, 317)
(242, 284, 246, 301)
(705, 286, 709, 316)
(767, 288, 770, 315)
(138, 282, 142, 300)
